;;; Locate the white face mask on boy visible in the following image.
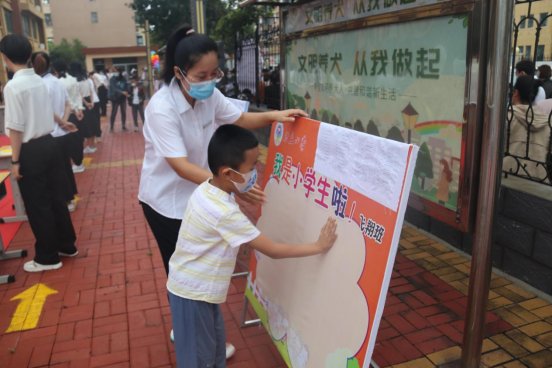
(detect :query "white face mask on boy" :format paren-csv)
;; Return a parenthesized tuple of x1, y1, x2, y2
(230, 168, 257, 193)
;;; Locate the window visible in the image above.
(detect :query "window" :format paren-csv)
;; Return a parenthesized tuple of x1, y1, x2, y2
(536, 45, 544, 61)
(528, 14, 534, 28)
(91, 12, 98, 23)
(518, 46, 524, 58)
(4, 9, 13, 33)
(42, 0, 49, 4)
(520, 16, 526, 28)
(136, 34, 144, 46)
(525, 45, 532, 60)
(45, 13, 52, 27)
(540, 12, 548, 27)
(22, 14, 31, 37)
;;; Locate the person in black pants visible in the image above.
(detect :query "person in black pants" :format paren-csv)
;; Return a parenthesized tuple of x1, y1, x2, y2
(1, 34, 78, 272)
(128, 76, 145, 132)
(108, 68, 129, 132)
(96, 70, 109, 117)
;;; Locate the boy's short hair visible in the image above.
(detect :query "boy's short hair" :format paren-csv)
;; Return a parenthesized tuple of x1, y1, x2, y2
(208, 125, 259, 174)
(515, 60, 536, 76)
(0, 34, 32, 65)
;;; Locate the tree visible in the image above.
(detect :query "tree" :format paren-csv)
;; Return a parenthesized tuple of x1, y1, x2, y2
(49, 38, 86, 64)
(386, 126, 405, 142)
(212, 1, 269, 52)
(131, 0, 190, 44)
(414, 142, 434, 190)
(130, 0, 262, 49)
(366, 120, 380, 136)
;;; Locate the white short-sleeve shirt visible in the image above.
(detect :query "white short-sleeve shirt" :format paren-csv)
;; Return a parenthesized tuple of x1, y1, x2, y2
(42, 73, 70, 138)
(167, 181, 260, 304)
(4, 68, 55, 143)
(59, 74, 83, 111)
(138, 78, 242, 219)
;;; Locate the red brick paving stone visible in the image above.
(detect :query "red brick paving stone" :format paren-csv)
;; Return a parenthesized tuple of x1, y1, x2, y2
(416, 335, 455, 355)
(89, 350, 130, 368)
(251, 344, 283, 367)
(29, 341, 55, 368)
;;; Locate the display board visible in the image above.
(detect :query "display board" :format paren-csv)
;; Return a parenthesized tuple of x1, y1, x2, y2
(285, 14, 468, 215)
(245, 117, 418, 368)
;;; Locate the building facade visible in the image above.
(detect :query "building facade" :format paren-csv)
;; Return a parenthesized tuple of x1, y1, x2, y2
(0, 0, 48, 87)
(45, 0, 147, 73)
(513, 0, 551, 62)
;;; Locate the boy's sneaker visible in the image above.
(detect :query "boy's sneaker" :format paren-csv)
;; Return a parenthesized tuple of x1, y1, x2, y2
(59, 250, 79, 257)
(72, 164, 85, 173)
(226, 343, 236, 359)
(83, 146, 97, 154)
(23, 260, 62, 272)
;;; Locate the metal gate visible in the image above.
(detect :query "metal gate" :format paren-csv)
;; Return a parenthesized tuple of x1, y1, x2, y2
(504, 0, 552, 185)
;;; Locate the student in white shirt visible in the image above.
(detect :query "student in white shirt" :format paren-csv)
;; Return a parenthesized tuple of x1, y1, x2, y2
(128, 75, 145, 131)
(86, 71, 101, 148)
(53, 60, 86, 173)
(31, 51, 79, 209)
(93, 70, 109, 117)
(138, 25, 306, 357)
(0, 34, 78, 272)
(71, 62, 96, 154)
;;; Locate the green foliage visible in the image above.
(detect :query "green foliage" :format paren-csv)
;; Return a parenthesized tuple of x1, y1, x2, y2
(130, 0, 266, 51)
(212, 0, 269, 51)
(130, 0, 191, 45)
(49, 38, 86, 64)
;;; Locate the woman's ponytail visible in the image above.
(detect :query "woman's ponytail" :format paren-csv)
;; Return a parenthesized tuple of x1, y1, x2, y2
(161, 24, 218, 85)
(162, 25, 194, 85)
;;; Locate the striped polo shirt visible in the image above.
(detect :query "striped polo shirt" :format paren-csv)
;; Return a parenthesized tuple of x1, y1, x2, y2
(167, 181, 260, 304)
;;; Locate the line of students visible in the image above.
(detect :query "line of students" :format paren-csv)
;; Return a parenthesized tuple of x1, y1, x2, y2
(1, 35, 79, 272)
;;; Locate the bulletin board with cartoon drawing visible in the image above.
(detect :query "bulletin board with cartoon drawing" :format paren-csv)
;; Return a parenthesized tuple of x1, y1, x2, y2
(281, 0, 485, 231)
(245, 117, 418, 368)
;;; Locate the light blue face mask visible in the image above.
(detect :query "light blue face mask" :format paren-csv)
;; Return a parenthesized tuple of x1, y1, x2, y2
(179, 68, 217, 100)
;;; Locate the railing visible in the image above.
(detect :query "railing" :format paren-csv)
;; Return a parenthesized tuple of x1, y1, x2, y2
(503, 0, 552, 185)
(232, 17, 281, 109)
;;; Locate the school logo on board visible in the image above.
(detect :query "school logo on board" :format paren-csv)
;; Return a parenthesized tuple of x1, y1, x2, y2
(274, 122, 284, 147)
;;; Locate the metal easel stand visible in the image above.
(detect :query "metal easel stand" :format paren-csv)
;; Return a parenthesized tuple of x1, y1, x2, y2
(231, 271, 381, 367)
(0, 241, 27, 284)
(231, 268, 261, 328)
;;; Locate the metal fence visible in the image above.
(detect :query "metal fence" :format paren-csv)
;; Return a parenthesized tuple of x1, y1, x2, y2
(503, 0, 552, 185)
(233, 17, 281, 109)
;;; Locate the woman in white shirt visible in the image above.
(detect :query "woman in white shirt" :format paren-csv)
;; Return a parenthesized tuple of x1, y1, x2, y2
(139, 26, 305, 273)
(138, 25, 306, 357)
(53, 60, 86, 173)
(31, 52, 78, 208)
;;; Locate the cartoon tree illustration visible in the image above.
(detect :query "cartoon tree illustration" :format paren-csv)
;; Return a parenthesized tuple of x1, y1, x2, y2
(386, 126, 405, 142)
(353, 119, 364, 133)
(366, 119, 380, 137)
(321, 111, 330, 123)
(414, 142, 434, 190)
(330, 114, 340, 126)
(311, 109, 318, 120)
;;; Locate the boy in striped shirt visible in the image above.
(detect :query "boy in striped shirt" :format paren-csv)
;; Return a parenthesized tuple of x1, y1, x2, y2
(167, 124, 337, 368)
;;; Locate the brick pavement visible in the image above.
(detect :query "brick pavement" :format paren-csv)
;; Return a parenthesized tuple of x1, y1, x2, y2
(0, 114, 551, 367)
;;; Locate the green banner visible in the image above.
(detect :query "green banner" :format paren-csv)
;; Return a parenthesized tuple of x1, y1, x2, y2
(285, 15, 468, 210)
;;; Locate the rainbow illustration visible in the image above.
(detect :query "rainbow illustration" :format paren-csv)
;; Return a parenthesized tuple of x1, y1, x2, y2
(414, 120, 463, 135)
